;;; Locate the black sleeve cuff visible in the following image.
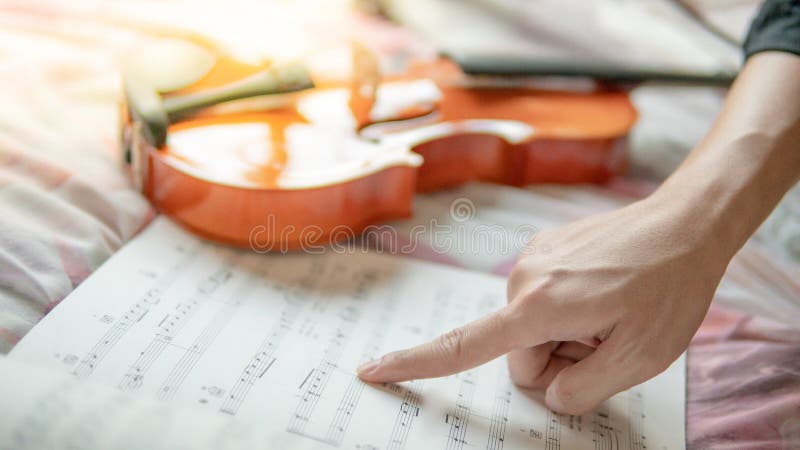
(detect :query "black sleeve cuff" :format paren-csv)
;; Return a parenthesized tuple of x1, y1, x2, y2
(744, 0, 800, 59)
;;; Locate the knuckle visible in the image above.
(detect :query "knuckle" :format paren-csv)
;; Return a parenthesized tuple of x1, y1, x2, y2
(520, 267, 569, 299)
(537, 266, 572, 294)
(437, 327, 465, 360)
(509, 366, 549, 390)
(553, 378, 574, 403)
(507, 260, 549, 303)
(552, 380, 582, 413)
(513, 280, 552, 311)
(554, 386, 596, 416)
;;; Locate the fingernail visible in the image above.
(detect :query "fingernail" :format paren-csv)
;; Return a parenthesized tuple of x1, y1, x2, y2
(357, 358, 381, 377)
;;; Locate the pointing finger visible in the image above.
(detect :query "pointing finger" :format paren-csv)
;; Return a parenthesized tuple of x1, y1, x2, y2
(358, 305, 536, 383)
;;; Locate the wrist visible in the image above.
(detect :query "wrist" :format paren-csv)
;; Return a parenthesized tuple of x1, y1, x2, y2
(644, 173, 741, 263)
(649, 133, 794, 261)
(647, 52, 800, 261)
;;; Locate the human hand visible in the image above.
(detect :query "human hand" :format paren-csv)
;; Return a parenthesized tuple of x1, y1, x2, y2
(358, 194, 732, 415)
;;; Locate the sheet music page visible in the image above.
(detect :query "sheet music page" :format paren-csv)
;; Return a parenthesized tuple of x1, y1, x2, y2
(0, 356, 268, 450)
(9, 217, 686, 450)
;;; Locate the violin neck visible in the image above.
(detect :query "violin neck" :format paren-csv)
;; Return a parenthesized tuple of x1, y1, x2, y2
(450, 52, 737, 87)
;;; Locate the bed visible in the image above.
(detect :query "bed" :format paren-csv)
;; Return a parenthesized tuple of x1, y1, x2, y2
(0, 1, 798, 448)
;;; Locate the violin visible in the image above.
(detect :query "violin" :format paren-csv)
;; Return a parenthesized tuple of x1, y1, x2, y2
(121, 43, 636, 251)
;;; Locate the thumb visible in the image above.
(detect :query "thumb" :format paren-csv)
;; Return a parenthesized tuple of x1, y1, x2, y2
(358, 305, 532, 383)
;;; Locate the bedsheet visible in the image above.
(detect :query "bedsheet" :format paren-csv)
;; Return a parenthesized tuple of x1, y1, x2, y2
(0, 1, 798, 448)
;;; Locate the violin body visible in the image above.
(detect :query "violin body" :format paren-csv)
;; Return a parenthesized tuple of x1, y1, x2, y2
(123, 52, 636, 250)
(383, 85, 632, 191)
(128, 111, 421, 250)
(137, 142, 417, 250)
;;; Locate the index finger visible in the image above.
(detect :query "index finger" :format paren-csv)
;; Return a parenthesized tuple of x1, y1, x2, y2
(357, 304, 538, 383)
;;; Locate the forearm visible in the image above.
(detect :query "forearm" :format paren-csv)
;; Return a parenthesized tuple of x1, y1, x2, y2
(651, 52, 800, 258)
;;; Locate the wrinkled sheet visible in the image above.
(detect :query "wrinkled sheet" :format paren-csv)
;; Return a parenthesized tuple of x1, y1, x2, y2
(0, 1, 798, 449)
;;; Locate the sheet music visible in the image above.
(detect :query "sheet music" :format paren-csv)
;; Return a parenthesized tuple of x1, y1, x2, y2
(0, 356, 265, 450)
(9, 217, 686, 450)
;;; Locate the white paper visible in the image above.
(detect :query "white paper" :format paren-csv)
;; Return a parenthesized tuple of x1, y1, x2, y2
(0, 356, 267, 450)
(9, 217, 686, 450)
